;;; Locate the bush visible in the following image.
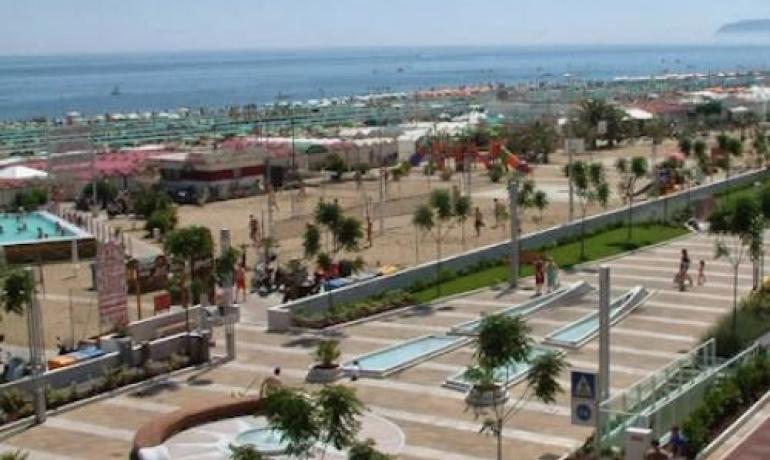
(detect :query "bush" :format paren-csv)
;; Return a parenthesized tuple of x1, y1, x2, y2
(292, 290, 415, 328)
(0, 450, 29, 460)
(0, 389, 32, 422)
(134, 188, 172, 218)
(145, 207, 178, 236)
(488, 163, 505, 183)
(704, 291, 770, 358)
(348, 439, 393, 460)
(324, 153, 348, 181)
(13, 187, 48, 210)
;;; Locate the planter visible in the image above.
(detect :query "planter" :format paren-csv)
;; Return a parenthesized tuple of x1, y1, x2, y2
(465, 385, 510, 407)
(306, 365, 341, 383)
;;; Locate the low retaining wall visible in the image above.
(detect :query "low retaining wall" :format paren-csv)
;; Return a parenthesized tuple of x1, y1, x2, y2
(131, 397, 264, 459)
(0, 333, 192, 396)
(4, 237, 96, 264)
(267, 168, 770, 332)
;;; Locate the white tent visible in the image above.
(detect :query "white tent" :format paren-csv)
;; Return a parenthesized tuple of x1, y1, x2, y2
(0, 166, 48, 180)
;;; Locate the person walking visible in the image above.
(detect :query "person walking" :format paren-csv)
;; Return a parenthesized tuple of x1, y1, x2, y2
(474, 207, 485, 237)
(492, 198, 501, 228)
(234, 263, 247, 303)
(645, 439, 671, 460)
(546, 257, 559, 293)
(675, 249, 693, 291)
(534, 258, 545, 296)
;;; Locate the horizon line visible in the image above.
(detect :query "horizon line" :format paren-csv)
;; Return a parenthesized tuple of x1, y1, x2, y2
(1, 40, 765, 59)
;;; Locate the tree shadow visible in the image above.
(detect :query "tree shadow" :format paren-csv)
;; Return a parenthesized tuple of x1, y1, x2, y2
(130, 380, 180, 398)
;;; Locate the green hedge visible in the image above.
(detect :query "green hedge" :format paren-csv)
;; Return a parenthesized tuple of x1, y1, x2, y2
(703, 290, 770, 358)
(290, 222, 688, 328)
(681, 352, 770, 458)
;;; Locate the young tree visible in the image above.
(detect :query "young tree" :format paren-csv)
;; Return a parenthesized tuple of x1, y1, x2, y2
(164, 225, 214, 332)
(678, 137, 693, 157)
(303, 223, 321, 259)
(565, 161, 610, 259)
(452, 187, 472, 249)
(412, 189, 456, 297)
(694, 139, 711, 181)
(0, 270, 33, 321)
(464, 315, 566, 460)
(315, 200, 343, 252)
(753, 129, 769, 168)
(615, 156, 649, 241)
(533, 190, 549, 224)
(262, 384, 364, 459)
(709, 196, 764, 333)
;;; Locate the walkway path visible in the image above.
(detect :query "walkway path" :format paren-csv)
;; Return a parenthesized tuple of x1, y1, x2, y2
(0, 229, 762, 460)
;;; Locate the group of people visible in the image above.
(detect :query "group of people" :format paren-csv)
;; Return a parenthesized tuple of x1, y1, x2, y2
(645, 425, 686, 459)
(533, 256, 559, 295)
(472, 198, 510, 238)
(674, 249, 706, 291)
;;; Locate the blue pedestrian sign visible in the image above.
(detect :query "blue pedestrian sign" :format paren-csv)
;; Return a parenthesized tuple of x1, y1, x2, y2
(571, 370, 596, 399)
(571, 369, 597, 426)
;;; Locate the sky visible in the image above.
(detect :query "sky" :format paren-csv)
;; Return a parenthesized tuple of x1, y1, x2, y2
(1, 0, 769, 55)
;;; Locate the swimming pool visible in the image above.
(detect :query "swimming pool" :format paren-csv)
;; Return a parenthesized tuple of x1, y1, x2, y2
(0, 210, 95, 263)
(450, 281, 592, 336)
(0, 211, 83, 245)
(443, 346, 558, 392)
(544, 286, 649, 349)
(342, 335, 468, 378)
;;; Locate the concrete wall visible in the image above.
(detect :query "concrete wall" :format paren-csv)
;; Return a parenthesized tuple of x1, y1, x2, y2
(0, 333, 191, 396)
(267, 168, 770, 331)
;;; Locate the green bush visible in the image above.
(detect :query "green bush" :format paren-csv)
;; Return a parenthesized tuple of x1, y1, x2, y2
(134, 188, 172, 218)
(13, 187, 48, 210)
(145, 207, 178, 235)
(0, 389, 32, 422)
(488, 163, 505, 183)
(292, 289, 415, 328)
(704, 291, 770, 358)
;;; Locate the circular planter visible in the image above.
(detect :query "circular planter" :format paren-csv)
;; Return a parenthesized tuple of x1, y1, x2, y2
(465, 385, 510, 407)
(305, 364, 341, 383)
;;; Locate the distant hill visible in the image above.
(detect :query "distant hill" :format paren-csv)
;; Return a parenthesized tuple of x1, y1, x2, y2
(718, 19, 770, 34)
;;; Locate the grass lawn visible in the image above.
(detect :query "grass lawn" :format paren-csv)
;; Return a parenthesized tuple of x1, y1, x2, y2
(412, 223, 689, 304)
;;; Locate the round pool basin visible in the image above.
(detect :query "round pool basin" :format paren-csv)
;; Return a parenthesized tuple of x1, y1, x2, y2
(233, 427, 289, 455)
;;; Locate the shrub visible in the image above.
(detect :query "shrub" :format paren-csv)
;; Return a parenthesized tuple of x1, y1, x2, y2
(0, 389, 32, 421)
(145, 207, 178, 235)
(13, 187, 48, 210)
(0, 450, 29, 460)
(348, 439, 393, 460)
(134, 188, 172, 218)
(291, 290, 415, 328)
(228, 444, 265, 460)
(488, 163, 505, 183)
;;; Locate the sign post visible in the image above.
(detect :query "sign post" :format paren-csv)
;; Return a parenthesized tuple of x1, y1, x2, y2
(96, 241, 128, 328)
(570, 369, 598, 427)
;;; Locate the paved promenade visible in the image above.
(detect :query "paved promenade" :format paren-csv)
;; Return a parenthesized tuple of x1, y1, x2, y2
(0, 230, 763, 459)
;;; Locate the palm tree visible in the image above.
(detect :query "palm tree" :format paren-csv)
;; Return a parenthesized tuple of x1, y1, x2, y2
(575, 99, 625, 149)
(694, 139, 711, 180)
(753, 129, 769, 168)
(227, 445, 265, 460)
(164, 226, 214, 332)
(0, 270, 33, 319)
(315, 200, 342, 252)
(464, 315, 566, 460)
(615, 156, 649, 241)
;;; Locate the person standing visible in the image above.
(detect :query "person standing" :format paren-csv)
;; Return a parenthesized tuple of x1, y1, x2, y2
(534, 258, 545, 296)
(546, 257, 559, 293)
(492, 198, 501, 228)
(697, 260, 706, 287)
(249, 214, 260, 245)
(675, 249, 693, 291)
(366, 215, 373, 248)
(474, 207, 485, 237)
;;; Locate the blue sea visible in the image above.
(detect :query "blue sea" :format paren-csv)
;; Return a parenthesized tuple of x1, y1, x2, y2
(1, 44, 769, 121)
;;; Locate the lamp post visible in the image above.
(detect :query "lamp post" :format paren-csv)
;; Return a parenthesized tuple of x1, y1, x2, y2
(508, 177, 520, 289)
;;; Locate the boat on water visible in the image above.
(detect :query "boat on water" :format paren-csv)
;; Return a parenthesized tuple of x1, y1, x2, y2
(111, 85, 121, 96)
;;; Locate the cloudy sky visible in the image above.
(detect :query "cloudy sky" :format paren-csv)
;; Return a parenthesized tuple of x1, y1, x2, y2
(1, 0, 769, 55)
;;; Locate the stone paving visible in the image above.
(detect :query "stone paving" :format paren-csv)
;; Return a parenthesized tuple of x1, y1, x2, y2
(0, 230, 764, 460)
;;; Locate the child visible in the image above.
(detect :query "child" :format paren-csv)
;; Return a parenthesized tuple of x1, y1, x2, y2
(697, 260, 706, 286)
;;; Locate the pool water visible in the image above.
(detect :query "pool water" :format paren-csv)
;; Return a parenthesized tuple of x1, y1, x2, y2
(234, 427, 289, 455)
(544, 287, 645, 348)
(0, 212, 75, 245)
(345, 335, 464, 375)
(445, 346, 553, 391)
